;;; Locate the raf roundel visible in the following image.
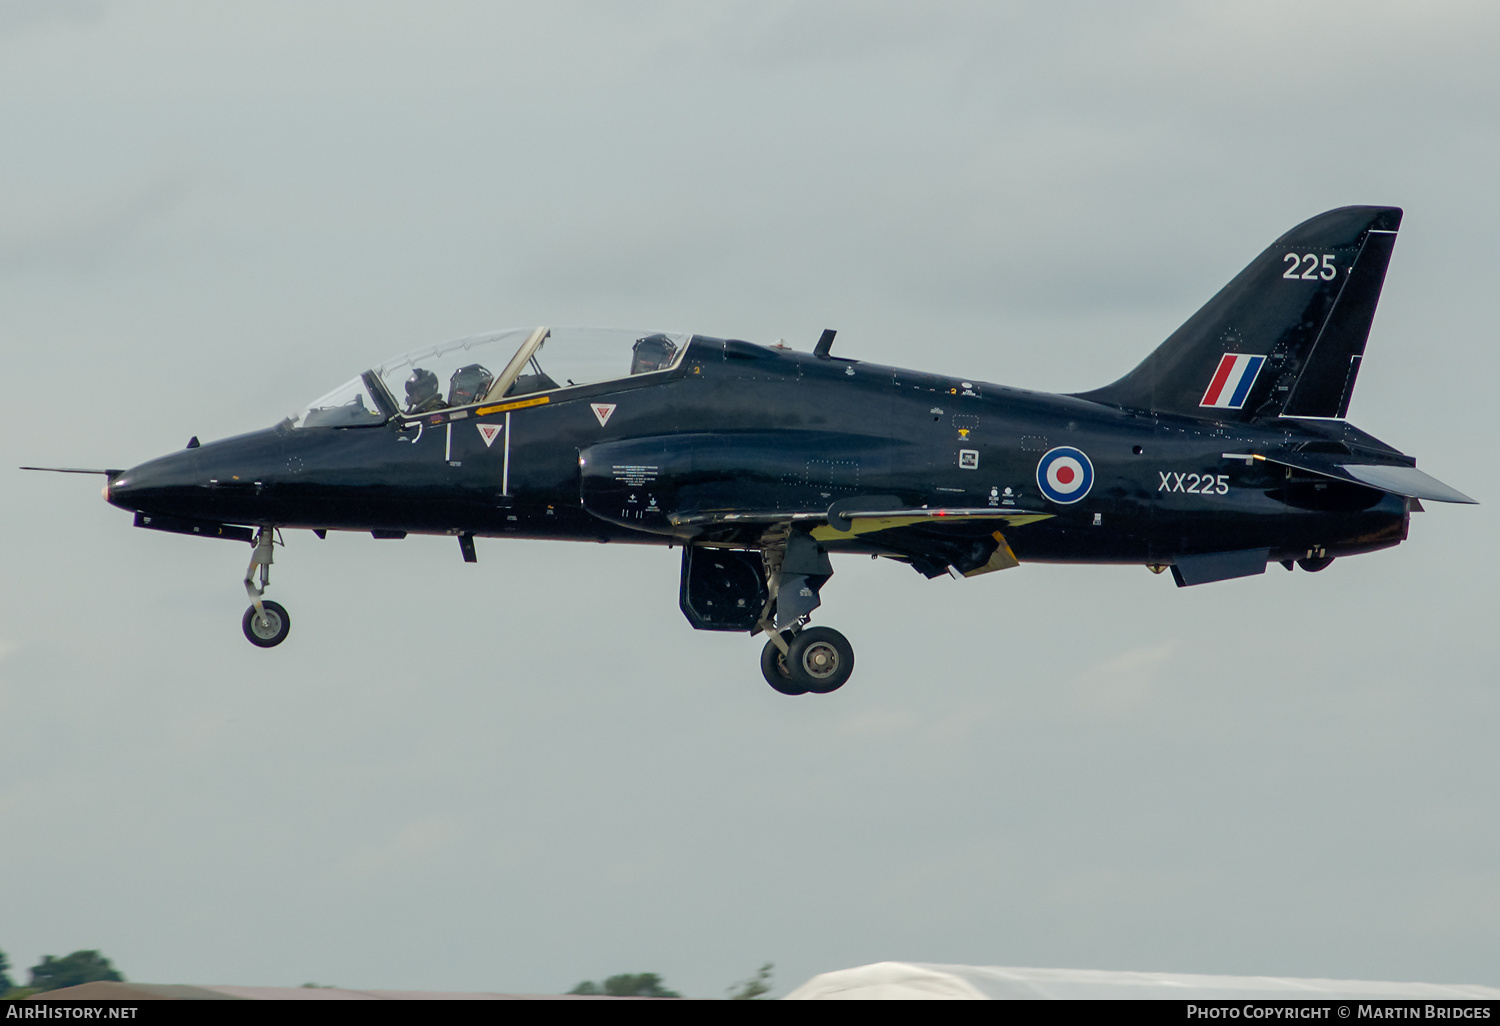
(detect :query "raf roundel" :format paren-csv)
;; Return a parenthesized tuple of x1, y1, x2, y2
(1036, 446, 1094, 505)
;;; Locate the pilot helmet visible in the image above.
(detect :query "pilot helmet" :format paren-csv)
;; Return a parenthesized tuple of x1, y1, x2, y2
(448, 363, 493, 406)
(405, 368, 439, 407)
(630, 333, 677, 374)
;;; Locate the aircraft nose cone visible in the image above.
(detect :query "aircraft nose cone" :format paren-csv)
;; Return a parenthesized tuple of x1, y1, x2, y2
(102, 468, 144, 512)
(104, 427, 290, 522)
(104, 450, 203, 515)
(103, 470, 131, 509)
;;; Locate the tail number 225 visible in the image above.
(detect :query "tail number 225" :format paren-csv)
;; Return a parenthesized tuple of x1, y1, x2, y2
(1283, 253, 1336, 280)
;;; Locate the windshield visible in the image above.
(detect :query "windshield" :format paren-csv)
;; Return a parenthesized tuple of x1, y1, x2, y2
(291, 375, 388, 429)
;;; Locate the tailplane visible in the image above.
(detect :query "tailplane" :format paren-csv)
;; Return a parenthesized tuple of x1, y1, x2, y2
(1075, 206, 1402, 421)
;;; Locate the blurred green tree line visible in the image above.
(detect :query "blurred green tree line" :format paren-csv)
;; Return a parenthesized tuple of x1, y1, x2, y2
(0, 948, 124, 998)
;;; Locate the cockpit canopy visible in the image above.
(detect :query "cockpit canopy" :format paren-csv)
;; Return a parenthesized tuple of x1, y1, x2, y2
(292, 327, 690, 428)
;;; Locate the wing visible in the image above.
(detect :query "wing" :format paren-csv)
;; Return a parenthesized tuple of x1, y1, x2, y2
(670, 505, 1054, 579)
(579, 433, 1056, 577)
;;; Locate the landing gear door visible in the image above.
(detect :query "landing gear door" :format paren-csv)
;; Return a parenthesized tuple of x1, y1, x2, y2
(680, 547, 767, 632)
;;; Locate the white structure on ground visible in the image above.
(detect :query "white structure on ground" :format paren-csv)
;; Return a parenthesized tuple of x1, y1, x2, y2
(783, 962, 1500, 1001)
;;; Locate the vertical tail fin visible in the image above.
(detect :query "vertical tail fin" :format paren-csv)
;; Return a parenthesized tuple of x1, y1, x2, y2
(1074, 206, 1402, 421)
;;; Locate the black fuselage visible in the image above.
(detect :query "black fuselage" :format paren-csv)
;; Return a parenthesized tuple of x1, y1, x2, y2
(107, 335, 1408, 568)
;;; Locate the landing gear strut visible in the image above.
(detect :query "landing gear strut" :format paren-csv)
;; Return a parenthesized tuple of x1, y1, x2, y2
(242, 526, 290, 647)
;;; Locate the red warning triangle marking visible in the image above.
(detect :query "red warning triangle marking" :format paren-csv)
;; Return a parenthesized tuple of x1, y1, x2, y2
(592, 403, 617, 426)
(476, 423, 502, 447)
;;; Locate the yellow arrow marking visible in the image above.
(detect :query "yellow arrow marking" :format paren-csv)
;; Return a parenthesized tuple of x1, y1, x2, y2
(476, 396, 550, 416)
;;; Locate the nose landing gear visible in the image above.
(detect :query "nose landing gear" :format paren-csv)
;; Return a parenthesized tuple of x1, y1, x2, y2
(241, 527, 290, 647)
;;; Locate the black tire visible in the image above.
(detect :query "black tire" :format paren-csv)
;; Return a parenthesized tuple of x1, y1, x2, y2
(786, 626, 854, 694)
(242, 600, 291, 648)
(760, 635, 807, 695)
(1297, 555, 1335, 573)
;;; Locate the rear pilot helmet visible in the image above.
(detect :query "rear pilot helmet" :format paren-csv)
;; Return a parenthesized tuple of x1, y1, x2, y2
(448, 363, 493, 406)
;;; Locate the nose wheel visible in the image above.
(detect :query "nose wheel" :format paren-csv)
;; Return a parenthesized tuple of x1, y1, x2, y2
(759, 626, 854, 695)
(241, 526, 291, 648)
(243, 600, 291, 647)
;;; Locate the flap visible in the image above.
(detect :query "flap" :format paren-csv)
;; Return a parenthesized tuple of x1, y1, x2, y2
(808, 509, 1053, 542)
(666, 506, 1055, 535)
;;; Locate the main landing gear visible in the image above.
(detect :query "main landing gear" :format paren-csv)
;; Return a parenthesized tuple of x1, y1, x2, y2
(753, 532, 854, 696)
(242, 526, 290, 647)
(759, 626, 855, 696)
(677, 541, 856, 695)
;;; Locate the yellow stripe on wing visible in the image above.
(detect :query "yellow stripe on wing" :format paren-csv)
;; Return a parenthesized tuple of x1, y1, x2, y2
(809, 511, 1052, 541)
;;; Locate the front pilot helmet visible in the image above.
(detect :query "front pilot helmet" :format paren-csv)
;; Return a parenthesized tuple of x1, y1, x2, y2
(405, 368, 439, 406)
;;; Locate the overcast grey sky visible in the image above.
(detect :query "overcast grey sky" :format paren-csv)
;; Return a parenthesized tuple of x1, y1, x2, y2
(2, 0, 1496, 997)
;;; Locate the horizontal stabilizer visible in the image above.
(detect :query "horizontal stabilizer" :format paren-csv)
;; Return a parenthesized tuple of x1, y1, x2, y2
(1340, 464, 1475, 504)
(1238, 452, 1477, 504)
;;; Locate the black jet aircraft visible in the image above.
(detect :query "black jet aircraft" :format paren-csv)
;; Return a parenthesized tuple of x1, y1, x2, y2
(26, 206, 1475, 695)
